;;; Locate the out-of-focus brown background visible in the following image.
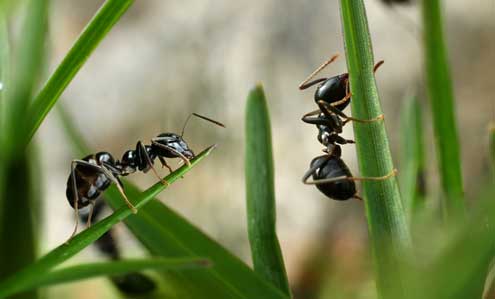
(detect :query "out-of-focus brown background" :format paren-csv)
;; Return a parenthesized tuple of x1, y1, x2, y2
(39, 0, 494, 297)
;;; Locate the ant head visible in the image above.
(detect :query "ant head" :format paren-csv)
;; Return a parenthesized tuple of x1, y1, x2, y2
(153, 133, 195, 159)
(314, 74, 348, 107)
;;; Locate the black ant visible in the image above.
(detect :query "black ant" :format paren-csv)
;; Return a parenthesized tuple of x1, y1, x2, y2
(299, 54, 395, 200)
(302, 145, 396, 201)
(66, 113, 224, 238)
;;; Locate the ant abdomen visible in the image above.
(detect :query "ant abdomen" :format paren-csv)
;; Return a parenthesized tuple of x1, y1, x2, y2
(66, 152, 116, 209)
(310, 155, 356, 200)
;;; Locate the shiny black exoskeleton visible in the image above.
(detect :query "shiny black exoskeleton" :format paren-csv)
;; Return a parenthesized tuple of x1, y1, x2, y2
(299, 54, 384, 113)
(299, 55, 384, 150)
(66, 152, 123, 211)
(302, 145, 359, 201)
(118, 134, 195, 177)
(66, 113, 224, 238)
(301, 111, 355, 150)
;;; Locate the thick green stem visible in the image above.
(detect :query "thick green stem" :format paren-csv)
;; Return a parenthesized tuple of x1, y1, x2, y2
(340, 1, 412, 298)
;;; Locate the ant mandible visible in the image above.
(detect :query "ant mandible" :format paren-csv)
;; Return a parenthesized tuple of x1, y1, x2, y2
(66, 113, 224, 238)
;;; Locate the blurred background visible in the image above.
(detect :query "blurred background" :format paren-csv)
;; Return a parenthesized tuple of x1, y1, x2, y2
(30, 0, 494, 297)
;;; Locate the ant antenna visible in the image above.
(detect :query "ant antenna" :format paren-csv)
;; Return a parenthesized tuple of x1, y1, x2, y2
(181, 113, 225, 138)
(299, 53, 340, 90)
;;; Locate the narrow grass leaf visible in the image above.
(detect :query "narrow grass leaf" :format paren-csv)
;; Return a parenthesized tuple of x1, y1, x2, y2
(0, 154, 39, 299)
(2, 0, 47, 155)
(399, 97, 426, 221)
(0, 148, 213, 299)
(490, 122, 495, 181)
(245, 84, 290, 295)
(10, 257, 210, 294)
(340, 1, 412, 298)
(409, 187, 495, 299)
(0, 14, 8, 130)
(421, 0, 465, 217)
(0, 3, 47, 299)
(24, 0, 134, 147)
(104, 183, 290, 299)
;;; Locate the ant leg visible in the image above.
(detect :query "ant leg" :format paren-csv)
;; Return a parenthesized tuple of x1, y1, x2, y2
(334, 135, 355, 145)
(151, 141, 192, 167)
(301, 109, 327, 125)
(318, 100, 384, 124)
(374, 60, 384, 73)
(329, 89, 352, 108)
(73, 159, 137, 214)
(137, 141, 169, 186)
(158, 156, 173, 174)
(305, 168, 397, 185)
(302, 156, 330, 184)
(353, 195, 363, 201)
(302, 109, 321, 119)
(299, 53, 339, 90)
(86, 200, 96, 227)
(67, 160, 82, 242)
(97, 164, 137, 214)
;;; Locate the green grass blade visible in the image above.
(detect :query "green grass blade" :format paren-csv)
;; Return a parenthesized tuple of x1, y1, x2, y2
(399, 97, 426, 220)
(0, 3, 46, 298)
(24, 0, 134, 147)
(10, 257, 210, 295)
(104, 183, 290, 299)
(490, 122, 495, 181)
(340, 1, 412, 298)
(0, 154, 39, 299)
(0, 148, 213, 299)
(245, 85, 290, 295)
(421, 0, 465, 217)
(2, 0, 47, 156)
(410, 188, 495, 299)
(0, 14, 8, 131)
